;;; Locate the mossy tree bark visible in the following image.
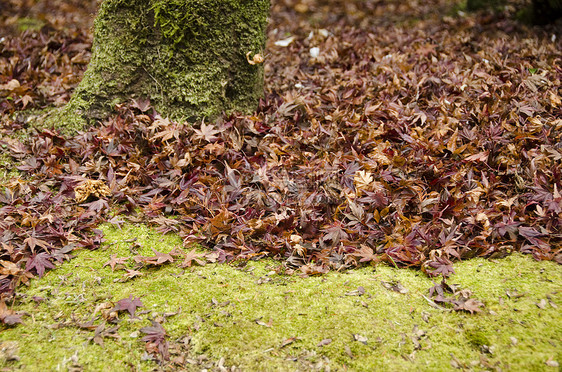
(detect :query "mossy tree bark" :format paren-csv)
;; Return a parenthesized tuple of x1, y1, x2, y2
(59, 0, 269, 131)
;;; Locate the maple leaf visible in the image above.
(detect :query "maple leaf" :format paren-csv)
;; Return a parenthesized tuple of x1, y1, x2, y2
(141, 320, 169, 360)
(23, 236, 51, 253)
(103, 254, 128, 271)
(453, 298, 484, 314)
(90, 322, 120, 346)
(518, 226, 545, 239)
(25, 253, 56, 278)
(0, 260, 24, 276)
(380, 281, 409, 294)
(280, 336, 300, 348)
(50, 245, 75, 264)
(354, 170, 373, 191)
(357, 190, 389, 208)
(352, 245, 379, 263)
(424, 257, 455, 278)
(131, 97, 151, 112)
(180, 248, 207, 268)
(428, 280, 450, 299)
(464, 151, 489, 163)
(133, 255, 149, 264)
(112, 295, 143, 318)
(85, 198, 110, 213)
(145, 249, 174, 265)
(122, 269, 143, 280)
(321, 224, 349, 246)
(206, 209, 232, 236)
(193, 122, 220, 142)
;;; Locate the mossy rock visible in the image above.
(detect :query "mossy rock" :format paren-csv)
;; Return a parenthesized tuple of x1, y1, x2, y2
(53, 0, 270, 132)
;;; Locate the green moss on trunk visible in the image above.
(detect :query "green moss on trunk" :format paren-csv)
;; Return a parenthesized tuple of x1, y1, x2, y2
(55, 0, 269, 132)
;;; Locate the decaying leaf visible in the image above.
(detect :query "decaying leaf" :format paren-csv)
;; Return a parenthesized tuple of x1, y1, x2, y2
(180, 249, 207, 268)
(74, 180, 112, 203)
(141, 320, 169, 361)
(112, 295, 143, 318)
(0, 301, 23, 325)
(381, 281, 409, 294)
(280, 336, 300, 348)
(317, 338, 332, 347)
(353, 334, 368, 345)
(246, 52, 264, 65)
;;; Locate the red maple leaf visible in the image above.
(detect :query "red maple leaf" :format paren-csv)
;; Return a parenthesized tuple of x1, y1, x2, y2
(26, 253, 56, 278)
(103, 254, 128, 271)
(180, 249, 207, 268)
(141, 320, 169, 360)
(145, 249, 174, 265)
(112, 295, 143, 317)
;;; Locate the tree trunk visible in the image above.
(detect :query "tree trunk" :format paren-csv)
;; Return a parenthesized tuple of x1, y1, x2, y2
(531, 0, 562, 24)
(57, 0, 269, 131)
(466, 0, 562, 24)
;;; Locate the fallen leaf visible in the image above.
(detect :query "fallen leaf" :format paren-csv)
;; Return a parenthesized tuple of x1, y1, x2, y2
(381, 281, 409, 294)
(280, 336, 300, 348)
(180, 249, 207, 268)
(103, 254, 128, 271)
(112, 295, 143, 318)
(141, 320, 169, 361)
(317, 338, 332, 347)
(353, 334, 368, 344)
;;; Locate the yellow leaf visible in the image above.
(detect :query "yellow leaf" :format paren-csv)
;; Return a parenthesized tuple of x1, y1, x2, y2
(447, 129, 459, 153)
(0, 79, 20, 91)
(550, 92, 561, 107)
(354, 170, 373, 191)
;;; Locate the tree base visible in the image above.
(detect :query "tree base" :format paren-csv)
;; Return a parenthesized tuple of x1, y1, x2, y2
(54, 0, 269, 132)
(466, 0, 562, 24)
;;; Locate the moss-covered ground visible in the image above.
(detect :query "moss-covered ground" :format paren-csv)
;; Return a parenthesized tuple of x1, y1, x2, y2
(0, 223, 560, 371)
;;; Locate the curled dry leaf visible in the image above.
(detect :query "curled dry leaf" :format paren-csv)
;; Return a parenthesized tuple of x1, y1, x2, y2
(246, 52, 265, 65)
(75, 180, 112, 203)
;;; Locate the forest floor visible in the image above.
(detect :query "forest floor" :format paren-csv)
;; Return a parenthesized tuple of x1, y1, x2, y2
(0, 0, 561, 370)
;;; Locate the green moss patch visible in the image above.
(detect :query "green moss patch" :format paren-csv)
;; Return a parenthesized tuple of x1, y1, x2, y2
(0, 224, 560, 371)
